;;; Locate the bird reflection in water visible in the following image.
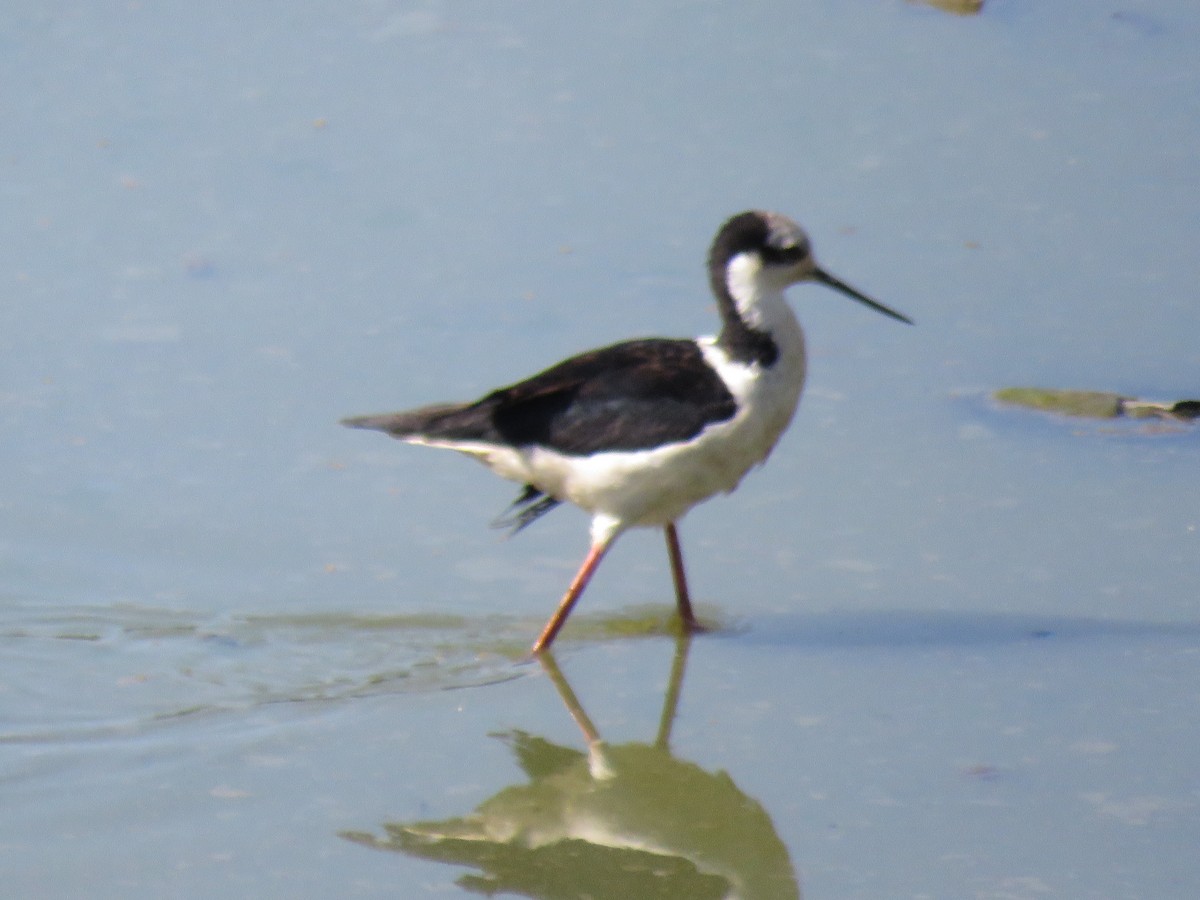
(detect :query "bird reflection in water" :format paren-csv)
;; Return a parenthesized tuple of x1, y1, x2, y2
(342, 636, 801, 899)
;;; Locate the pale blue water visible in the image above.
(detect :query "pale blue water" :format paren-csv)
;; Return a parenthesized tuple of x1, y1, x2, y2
(2, 2, 1198, 897)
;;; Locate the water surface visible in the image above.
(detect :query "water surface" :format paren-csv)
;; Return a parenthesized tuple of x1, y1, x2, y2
(2, 1, 1198, 897)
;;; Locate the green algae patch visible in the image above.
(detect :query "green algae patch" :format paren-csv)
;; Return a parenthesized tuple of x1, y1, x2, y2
(552, 605, 733, 644)
(994, 387, 1125, 419)
(910, 0, 984, 14)
(994, 387, 1199, 422)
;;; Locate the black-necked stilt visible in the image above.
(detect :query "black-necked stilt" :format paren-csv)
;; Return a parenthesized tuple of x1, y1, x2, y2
(343, 211, 911, 653)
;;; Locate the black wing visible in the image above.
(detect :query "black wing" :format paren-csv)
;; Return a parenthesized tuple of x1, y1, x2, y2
(484, 338, 737, 455)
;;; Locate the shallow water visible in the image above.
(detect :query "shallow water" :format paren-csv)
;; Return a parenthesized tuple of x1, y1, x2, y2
(3, 1, 1199, 897)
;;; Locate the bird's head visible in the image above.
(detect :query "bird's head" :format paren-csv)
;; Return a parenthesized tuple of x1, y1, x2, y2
(709, 210, 912, 325)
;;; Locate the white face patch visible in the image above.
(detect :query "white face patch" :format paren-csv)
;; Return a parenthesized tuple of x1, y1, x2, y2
(724, 250, 811, 332)
(725, 252, 767, 328)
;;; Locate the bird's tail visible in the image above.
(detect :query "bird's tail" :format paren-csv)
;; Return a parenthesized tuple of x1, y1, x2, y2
(340, 402, 493, 441)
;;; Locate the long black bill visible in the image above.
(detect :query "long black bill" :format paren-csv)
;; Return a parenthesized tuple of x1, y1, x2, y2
(813, 267, 913, 325)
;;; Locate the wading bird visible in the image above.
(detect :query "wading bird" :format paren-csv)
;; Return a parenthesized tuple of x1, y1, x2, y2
(343, 211, 911, 653)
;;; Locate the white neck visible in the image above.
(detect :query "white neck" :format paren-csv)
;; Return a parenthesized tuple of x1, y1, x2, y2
(725, 253, 802, 339)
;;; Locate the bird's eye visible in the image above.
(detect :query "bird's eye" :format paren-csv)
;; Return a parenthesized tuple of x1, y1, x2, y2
(761, 242, 806, 266)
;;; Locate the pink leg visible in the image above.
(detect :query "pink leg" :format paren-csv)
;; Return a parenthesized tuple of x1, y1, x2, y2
(664, 523, 703, 633)
(532, 537, 614, 654)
